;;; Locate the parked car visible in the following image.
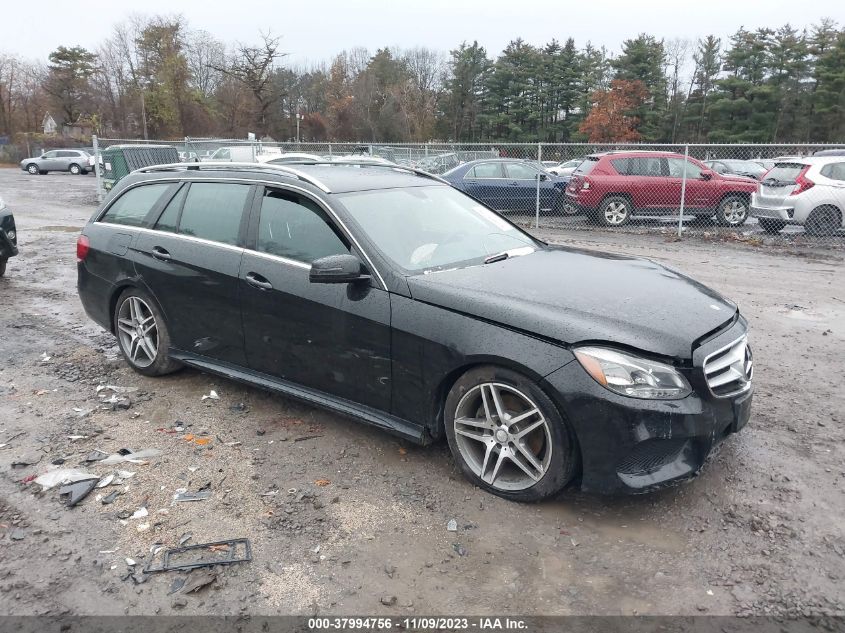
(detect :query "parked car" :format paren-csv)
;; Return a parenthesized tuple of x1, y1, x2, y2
(416, 152, 461, 174)
(750, 157, 845, 236)
(76, 162, 752, 500)
(204, 146, 283, 163)
(266, 153, 324, 165)
(100, 145, 181, 190)
(547, 158, 582, 178)
(813, 149, 845, 157)
(0, 195, 19, 277)
(443, 159, 570, 213)
(704, 159, 768, 180)
(565, 151, 759, 227)
(20, 149, 92, 175)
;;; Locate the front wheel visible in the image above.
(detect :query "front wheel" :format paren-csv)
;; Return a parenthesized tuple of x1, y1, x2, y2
(444, 366, 578, 502)
(113, 289, 182, 377)
(26, 164, 38, 175)
(717, 195, 749, 226)
(758, 218, 786, 234)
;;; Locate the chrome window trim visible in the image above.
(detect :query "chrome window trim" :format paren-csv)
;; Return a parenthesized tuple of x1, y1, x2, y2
(99, 223, 245, 254)
(95, 177, 387, 289)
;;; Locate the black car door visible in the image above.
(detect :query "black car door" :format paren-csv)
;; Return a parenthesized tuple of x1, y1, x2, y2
(239, 185, 391, 412)
(132, 180, 253, 366)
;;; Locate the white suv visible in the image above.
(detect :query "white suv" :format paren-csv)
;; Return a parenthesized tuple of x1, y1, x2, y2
(751, 157, 845, 236)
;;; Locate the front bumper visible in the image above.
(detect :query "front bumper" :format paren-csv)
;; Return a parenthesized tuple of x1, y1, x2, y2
(544, 320, 752, 494)
(0, 213, 18, 258)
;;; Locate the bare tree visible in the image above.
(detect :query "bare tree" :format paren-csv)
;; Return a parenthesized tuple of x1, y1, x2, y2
(186, 29, 226, 99)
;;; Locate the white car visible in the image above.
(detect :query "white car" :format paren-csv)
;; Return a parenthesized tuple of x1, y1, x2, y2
(547, 159, 582, 177)
(751, 157, 845, 236)
(204, 146, 283, 163)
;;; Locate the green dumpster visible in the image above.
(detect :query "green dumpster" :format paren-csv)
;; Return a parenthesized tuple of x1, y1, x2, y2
(100, 144, 180, 190)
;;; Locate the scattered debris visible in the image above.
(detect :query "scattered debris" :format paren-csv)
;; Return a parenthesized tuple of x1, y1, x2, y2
(84, 449, 110, 463)
(131, 507, 149, 519)
(11, 453, 41, 468)
(100, 448, 161, 465)
(201, 390, 219, 401)
(10, 528, 26, 541)
(34, 468, 98, 491)
(180, 570, 217, 594)
(137, 523, 151, 533)
(168, 578, 186, 595)
(293, 434, 323, 443)
(101, 491, 121, 505)
(179, 533, 192, 546)
(40, 352, 51, 363)
(380, 595, 397, 607)
(58, 478, 99, 507)
(453, 543, 467, 557)
(144, 538, 252, 573)
(446, 519, 458, 532)
(230, 403, 248, 413)
(315, 479, 331, 487)
(173, 489, 212, 503)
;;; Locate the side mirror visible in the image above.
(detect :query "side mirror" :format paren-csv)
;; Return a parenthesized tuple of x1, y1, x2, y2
(700, 169, 714, 180)
(310, 254, 370, 284)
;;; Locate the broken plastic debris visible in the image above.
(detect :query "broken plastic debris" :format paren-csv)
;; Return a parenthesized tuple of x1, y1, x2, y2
(125, 558, 136, 566)
(100, 448, 161, 465)
(201, 390, 219, 401)
(59, 478, 99, 506)
(144, 538, 252, 573)
(96, 474, 115, 488)
(97, 385, 139, 395)
(40, 352, 51, 363)
(137, 523, 150, 532)
(447, 519, 458, 532)
(131, 507, 149, 519)
(173, 489, 211, 503)
(34, 468, 98, 491)
(67, 435, 88, 441)
(101, 491, 120, 504)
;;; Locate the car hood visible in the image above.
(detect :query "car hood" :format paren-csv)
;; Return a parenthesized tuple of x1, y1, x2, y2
(406, 246, 737, 360)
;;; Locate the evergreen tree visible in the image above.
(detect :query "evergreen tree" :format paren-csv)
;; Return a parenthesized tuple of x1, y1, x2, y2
(610, 34, 668, 140)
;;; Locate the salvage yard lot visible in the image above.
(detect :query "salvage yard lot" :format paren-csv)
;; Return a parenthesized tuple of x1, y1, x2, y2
(0, 168, 843, 617)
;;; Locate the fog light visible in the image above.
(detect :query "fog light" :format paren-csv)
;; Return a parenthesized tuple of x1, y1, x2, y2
(6, 230, 15, 241)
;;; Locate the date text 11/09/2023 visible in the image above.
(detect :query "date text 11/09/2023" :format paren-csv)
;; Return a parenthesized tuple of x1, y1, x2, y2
(308, 617, 529, 630)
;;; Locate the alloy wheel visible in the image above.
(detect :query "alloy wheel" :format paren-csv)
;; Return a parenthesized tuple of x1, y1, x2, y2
(116, 296, 159, 368)
(604, 201, 629, 225)
(722, 199, 747, 225)
(453, 382, 552, 491)
(27, 164, 38, 174)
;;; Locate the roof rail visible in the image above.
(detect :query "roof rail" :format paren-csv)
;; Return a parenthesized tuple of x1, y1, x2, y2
(274, 160, 451, 185)
(135, 161, 331, 193)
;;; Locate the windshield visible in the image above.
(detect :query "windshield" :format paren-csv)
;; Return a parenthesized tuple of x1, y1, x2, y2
(337, 186, 538, 273)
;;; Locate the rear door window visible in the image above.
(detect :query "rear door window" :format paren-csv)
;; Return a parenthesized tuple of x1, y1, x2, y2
(177, 182, 251, 246)
(153, 185, 188, 233)
(469, 163, 504, 179)
(100, 183, 173, 227)
(505, 162, 539, 179)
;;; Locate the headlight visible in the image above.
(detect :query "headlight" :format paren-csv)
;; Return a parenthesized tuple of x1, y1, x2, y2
(7, 229, 16, 241)
(574, 346, 692, 400)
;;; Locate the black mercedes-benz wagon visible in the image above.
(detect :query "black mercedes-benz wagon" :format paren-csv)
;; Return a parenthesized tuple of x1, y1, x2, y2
(77, 161, 752, 500)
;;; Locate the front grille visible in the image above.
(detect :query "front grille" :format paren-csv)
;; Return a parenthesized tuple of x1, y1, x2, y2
(617, 438, 689, 476)
(703, 336, 752, 398)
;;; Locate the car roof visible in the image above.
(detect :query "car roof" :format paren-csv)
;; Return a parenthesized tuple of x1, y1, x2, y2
(775, 156, 844, 166)
(586, 150, 685, 159)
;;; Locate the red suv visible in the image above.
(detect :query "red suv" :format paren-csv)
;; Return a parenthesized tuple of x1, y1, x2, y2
(565, 151, 758, 227)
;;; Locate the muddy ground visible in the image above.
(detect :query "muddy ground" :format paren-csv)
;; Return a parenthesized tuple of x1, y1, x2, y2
(0, 168, 843, 617)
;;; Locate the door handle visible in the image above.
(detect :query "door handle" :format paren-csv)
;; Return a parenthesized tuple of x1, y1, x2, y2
(509, 182, 520, 186)
(245, 272, 273, 290)
(151, 246, 172, 261)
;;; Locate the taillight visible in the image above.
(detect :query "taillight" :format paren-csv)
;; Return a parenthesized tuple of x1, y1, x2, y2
(581, 179, 591, 190)
(791, 166, 814, 196)
(76, 234, 90, 261)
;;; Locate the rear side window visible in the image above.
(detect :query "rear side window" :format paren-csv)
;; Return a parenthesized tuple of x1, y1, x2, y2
(765, 163, 805, 183)
(629, 157, 664, 177)
(610, 158, 630, 175)
(469, 163, 504, 179)
(574, 158, 598, 175)
(820, 162, 845, 181)
(257, 189, 348, 263)
(178, 182, 251, 245)
(100, 183, 172, 227)
(154, 185, 188, 233)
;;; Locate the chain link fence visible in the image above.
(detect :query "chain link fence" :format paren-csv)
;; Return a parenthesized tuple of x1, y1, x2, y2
(92, 138, 845, 246)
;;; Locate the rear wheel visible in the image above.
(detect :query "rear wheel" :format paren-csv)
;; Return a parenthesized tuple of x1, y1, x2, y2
(444, 365, 578, 502)
(717, 195, 749, 226)
(69, 163, 81, 175)
(553, 196, 578, 216)
(597, 196, 632, 227)
(804, 205, 842, 237)
(113, 289, 182, 377)
(758, 218, 786, 234)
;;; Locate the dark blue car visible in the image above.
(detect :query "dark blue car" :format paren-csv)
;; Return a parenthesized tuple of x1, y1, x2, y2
(442, 159, 570, 213)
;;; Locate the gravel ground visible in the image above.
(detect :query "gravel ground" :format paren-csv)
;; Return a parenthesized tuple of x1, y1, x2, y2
(0, 168, 843, 617)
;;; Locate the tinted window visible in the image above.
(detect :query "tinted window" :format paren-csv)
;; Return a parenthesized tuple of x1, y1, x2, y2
(57, 151, 77, 158)
(100, 184, 172, 227)
(765, 163, 805, 183)
(154, 185, 188, 233)
(257, 189, 348, 263)
(610, 158, 630, 175)
(666, 158, 702, 179)
(42, 151, 58, 158)
(470, 163, 504, 179)
(629, 157, 664, 177)
(820, 162, 845, 181)
(574, 158, 598, 175)
(178, 182, 250, 245)
(505, 162, 539, 179)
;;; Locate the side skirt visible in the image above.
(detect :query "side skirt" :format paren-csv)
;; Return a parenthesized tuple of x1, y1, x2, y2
(170, 350, 433, 445)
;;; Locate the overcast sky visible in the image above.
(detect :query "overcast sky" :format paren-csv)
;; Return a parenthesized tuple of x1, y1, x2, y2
(4, 0, 842, 65)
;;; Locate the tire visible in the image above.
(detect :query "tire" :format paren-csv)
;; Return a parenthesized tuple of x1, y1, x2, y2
(716, 194, 749, 226)
(26, 164, 38, 175)
(113, 288, 182, 377)
(597, 196, 632, 227)
(693, 214, 714, 225)
(0, 257, 6, 277)
(758, 218, 786, 235)
(444, 365, 578, 502)
(804, 206, 842, 237)
(69, 163, 81, 175)
(553, 196, 579, 216)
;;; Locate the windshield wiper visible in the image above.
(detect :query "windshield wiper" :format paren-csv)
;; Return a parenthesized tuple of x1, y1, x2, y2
(484, 252, 510, 264)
